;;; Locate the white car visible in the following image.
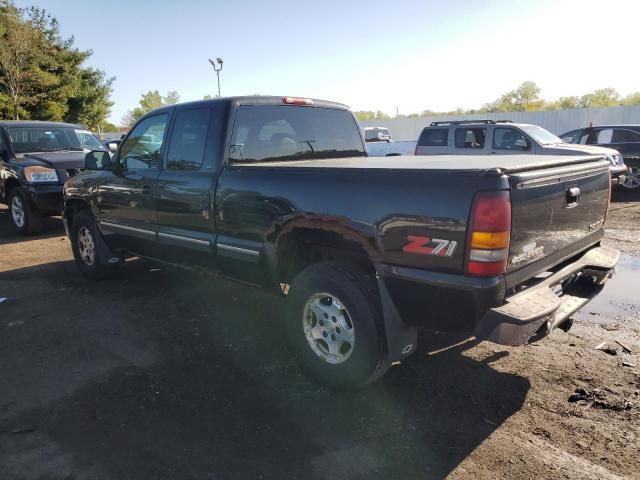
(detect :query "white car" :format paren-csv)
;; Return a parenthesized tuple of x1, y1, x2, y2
(363, 127, 416, 157)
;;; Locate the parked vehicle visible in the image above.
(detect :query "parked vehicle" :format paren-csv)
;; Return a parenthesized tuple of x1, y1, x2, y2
(363, 126, 416, 156)
(415, 120, 628, 184)
(0, 121, 109, 234)
(102, 138, 122, 153)
(560, 124, 640, 190)
(64, 96, 618, 389)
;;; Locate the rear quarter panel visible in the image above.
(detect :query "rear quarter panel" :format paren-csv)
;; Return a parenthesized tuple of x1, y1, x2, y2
(215, 166, 506, 274)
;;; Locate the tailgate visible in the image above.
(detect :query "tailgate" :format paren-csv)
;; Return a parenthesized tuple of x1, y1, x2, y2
(507, 157, 610, 278)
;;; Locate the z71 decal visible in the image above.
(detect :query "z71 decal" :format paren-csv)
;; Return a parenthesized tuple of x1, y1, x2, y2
(402, 235, 457, 257)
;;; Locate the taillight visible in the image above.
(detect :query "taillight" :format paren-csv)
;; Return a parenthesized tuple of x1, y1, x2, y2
(466, 190, 511, 277)
(282, 97, 313, 105)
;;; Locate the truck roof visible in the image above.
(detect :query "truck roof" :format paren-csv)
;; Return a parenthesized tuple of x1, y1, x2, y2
(0, 120, 85, 129)
(144, 96, 350, 117)
(246, 154, 607, 174)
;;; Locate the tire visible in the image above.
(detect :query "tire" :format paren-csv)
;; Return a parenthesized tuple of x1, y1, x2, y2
(8, 188, 43, 235)
(621, 161, 640, 190)
(286, 260, 390, 390)
(70, 210, 120, 279)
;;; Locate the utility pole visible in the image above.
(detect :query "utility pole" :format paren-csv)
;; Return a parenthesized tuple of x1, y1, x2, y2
(208, 58, 224, 97)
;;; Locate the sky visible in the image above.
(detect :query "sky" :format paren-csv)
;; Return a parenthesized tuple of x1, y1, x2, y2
(14, 0, 640, 125)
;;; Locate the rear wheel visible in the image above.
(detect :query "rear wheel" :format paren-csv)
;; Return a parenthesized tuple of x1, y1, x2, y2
(70, 211, 120, 279)
(286, 260, 390, 390)
(8, 188, 43, 235)
(621, 162, 640, 190)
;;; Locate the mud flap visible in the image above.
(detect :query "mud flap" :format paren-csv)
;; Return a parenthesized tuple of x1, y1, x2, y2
(376, 274, 418, 362)
(94, 226, 124, 266)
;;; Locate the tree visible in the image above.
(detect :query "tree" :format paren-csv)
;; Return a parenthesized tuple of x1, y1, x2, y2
(203, 94, 213, 100)
(123, 90, 181, 126)
(579, 88, 620, 108)
(66, 68, 114, 131)
(163, 90, 179, 105)
(483, 81, 542, 112)
(354, 111, 374, 121)
(0, 3, 42, 119)
(0, 1, 114, 127)
(622, 92, 640, 106)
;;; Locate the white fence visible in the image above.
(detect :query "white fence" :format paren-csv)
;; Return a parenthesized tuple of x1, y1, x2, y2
(360, 106, 640, 142)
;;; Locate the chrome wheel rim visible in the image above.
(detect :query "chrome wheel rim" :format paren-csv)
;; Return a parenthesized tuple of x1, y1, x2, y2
(302, 293, 355, 364)
(77, 226, 96, 266)
(10, 195, 25, 228)
(623, 166, 640, 190)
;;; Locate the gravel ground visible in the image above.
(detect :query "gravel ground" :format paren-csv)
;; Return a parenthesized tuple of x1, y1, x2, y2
(0, 190, 638, 480)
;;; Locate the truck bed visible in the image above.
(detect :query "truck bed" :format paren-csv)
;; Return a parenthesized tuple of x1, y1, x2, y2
(247, 154, 606, 173)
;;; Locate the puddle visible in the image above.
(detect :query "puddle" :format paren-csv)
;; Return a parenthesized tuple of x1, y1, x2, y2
(581, 253, 640, 320)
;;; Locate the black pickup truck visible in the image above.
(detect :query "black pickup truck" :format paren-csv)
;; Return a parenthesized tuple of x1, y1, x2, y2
(63, 96, 619, 389)
(0, 121, 109, 234)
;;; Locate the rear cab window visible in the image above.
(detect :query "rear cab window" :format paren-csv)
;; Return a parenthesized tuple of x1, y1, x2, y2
(228, 106, 364, 163)
(417, 128, 448, 147)
(454, 128, 486, 149)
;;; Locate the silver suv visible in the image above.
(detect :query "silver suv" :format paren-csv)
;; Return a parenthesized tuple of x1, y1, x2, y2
(415, 120, 628, 184)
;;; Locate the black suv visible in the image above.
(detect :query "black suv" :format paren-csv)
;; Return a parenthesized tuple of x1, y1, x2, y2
(560, 125, 640, 190)
(0, 121, 108, 234)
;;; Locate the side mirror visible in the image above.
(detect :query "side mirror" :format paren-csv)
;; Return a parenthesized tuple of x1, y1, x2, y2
(85, 150, 112, 170)
(514, 138, 528, 149)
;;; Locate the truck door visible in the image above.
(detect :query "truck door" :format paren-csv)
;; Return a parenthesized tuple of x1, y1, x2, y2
(155, 105, 226, 268)
(96, 113, 169, 254)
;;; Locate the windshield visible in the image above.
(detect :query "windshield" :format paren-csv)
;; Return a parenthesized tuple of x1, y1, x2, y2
(7, 126, 107, 154)
(519, 125, 563, 145)
(229, 106, 365, 163)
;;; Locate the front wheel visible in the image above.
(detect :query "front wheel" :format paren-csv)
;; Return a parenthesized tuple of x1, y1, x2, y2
(621, 163, 640, 190)
(70, 211, 120, 279)
(286, 260, 390, 390)
(8, 189, 43, 235)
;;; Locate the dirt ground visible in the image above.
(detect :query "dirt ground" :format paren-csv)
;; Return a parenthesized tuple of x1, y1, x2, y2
(0, 191, 639, 480)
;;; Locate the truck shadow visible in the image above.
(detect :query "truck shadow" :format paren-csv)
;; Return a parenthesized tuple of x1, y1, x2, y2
(0, 205, 66, 244)
(0, 259, 529, 480)
(611, 188, 639, 203)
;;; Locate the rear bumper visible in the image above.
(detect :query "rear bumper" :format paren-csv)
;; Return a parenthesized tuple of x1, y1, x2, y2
(377, 245, 619, 349)
(474, 246, 619, 345)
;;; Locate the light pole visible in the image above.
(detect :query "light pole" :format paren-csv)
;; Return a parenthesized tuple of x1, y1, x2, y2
(208, 57, 223, 97)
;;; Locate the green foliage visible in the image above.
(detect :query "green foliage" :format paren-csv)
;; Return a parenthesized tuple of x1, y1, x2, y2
(579, 88, 620, 108)
(123, 90, 181, 126)
(354, 110, 390, 121)
(0, 0, 113, 128)
(202, 94, 213, 100)
(362, 82, 637, 120)
(622, 92, 640, 106)
(482, 81, 542, 112)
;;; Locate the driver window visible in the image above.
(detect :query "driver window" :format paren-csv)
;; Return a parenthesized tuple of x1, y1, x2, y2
(493, 128, 529, 150)
(119, 114, 168, 169)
